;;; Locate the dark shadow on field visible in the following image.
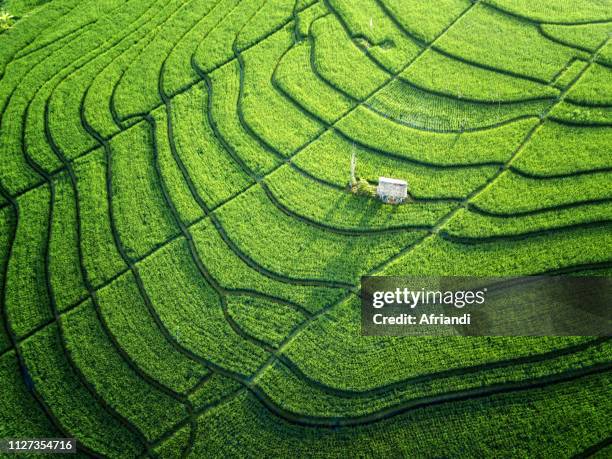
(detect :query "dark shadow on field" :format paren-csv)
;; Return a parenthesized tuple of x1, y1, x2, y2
(298, 191, 408, 315)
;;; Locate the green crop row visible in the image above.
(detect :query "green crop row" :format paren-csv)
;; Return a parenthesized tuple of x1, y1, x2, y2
(311, 14, 389, 99)
(327, 0, 421, 73)
(12, 0, 121, 58)
(0, 0, 79, 73)
(62, 300, 187, 442)
(484, 0, 612, 23)
(293, 130, 498, 199)
(151, 109, 203, 226)
(5, 185, 51, 338)
(192, 0, 262, 73)
(49, 173, 87, 311)
(188, 373, 243, 410)
(336, 105, 538, 165)
(383, 224, 612, 277)
(265, 165, 456, 228)
(0, 22, 84, 193)
(549, 100, 612, 125)
(295, 1, 328, 39)
(566, 63, 612, 105)
(214, 185, 426, 284)
(435, 4, 583, 83)
(97, 271, 210, 394)
(553, 59, 589, 89)
(73, 149, 126, 288)
(471, 170, 612, 214)
(513, 121, 612, 176)
(380, 0, 470, 44)
(191, 373, 612, 457)
(281, 295, 588, 391)
(241, 24, 323, 155)
(162, 0, 239, 95)
(260, 338, 610, 416)
(153, 424, 190, 459)
(190, 217, 345, 314)
(79, 0, 185, 139)
(541, 23, 612, 53)
(368, 78, 552, 131)
(137, 238, 269, 375)
(273, 41, 354, 124)
(110, 122, 179, 259)
(0, 207, 12, 352)
(19, 325, 145, 456)
(171, 83, 253, 207)
(112, 0, 217, 120)
(0, 0, 127, 191)
(234, 0, 297, 51)
(226, 295, 304, 348)
(45, 0, 172, 162)
(596, 40, 612, 66)
(445, 202, 612, 238)
(0, 351, 59, 439)
(402, 49, 560, 102)
(209, 60, 281, 176)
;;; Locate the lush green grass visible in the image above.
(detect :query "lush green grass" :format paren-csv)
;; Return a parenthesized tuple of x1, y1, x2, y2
(471, 170, 612, 214)
(401, 49, 560, 101)
(188, 373, 242, 410)
(445, 203, 612, 238)
(20, 325, 145, 456)
(258, 339, 610, 416)
(327, 0, 421, 73)
(280, 294, 591, 391)
(97, 271, 210, 394)
(336, 106, 538, 165)
(137, 238, 270, 375)
(566, 63, 612, 105)
(550, 100, 612, 125)
(383, 224, 612, 276)
(1, 0, 611, 456)
(513, 121, 612, 175)
(49, 173, 87, 311)
(368, 78, 552, 131)
(190, 217, 346, 314)
(542, 23, 612, 52)
(0, 351, 59, 439)
(485, 0, 612, 23)
(5, 186, 51, 338)
(265, 165, 456, 228)
(215, 186, 426, 284)
(553, 59, 588, 89)
(170, 83, 253, 207)
(192, 0, 261, 73)
(110, 122, 179, 259)
(152, 109, 203, 226)
(209, 60, 281, 176)
(190, 373, 611, 457)
(226, 295, 304, 348)
(241, 24, 322, 155)
(311, 14, 389, 99)
(62, 300, 187, 442)
(436, 4, 583, 82)
(380, 0, 470, 43)
(73, 149, 126, 287)
(273, 41, 354, 124)
(293, 130, 500, 199)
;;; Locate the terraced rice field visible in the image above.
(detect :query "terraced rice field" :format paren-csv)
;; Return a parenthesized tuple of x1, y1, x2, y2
(0, 0, 611, 457)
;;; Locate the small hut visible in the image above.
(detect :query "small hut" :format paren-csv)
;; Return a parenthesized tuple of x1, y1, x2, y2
(377, 177, 408, 204)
